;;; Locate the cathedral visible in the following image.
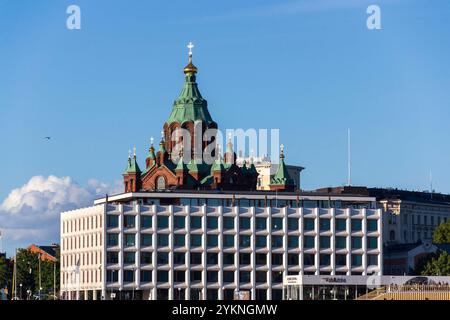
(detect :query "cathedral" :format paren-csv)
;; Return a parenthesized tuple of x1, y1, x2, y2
(123, 43, 295, 193)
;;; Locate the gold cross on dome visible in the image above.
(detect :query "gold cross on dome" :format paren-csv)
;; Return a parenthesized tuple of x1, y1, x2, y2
(187, 41, 194, 56)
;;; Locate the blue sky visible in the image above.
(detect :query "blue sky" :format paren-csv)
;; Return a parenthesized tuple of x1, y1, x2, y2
(1, 0, 450, 203)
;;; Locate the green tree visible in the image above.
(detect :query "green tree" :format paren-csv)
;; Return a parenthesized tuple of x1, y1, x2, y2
(433, 220, 450, 244)
(0, 255, 13, 294)
(16, 248, 60, 300)
(421, 251, 450, 276)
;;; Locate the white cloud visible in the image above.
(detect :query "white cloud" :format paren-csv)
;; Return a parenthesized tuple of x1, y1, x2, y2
(0, 175, 121, 255)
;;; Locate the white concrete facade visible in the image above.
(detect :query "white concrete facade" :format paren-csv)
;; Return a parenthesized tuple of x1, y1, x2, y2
(60, 202, 382, 300)
(60, 205, 105, 300)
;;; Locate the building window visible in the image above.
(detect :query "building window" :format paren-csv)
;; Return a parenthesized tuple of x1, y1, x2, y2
(303, 218, 315, 231)
(157, 271, 168, 283)
(240, 253, 251, 265)
(272, 271, 283, 283)
(223, 253, 234, 265)
(303, 236, 315, 249)
(303, 254, 315, 266)
(173, 252, 185, 265)
(124, 215, 135, 228)
(368, 254, 378, 266)
(272, 253, 283, 265)
(288, 236, 299, 248)
(190, 252, 202, 265)
(207, 216, 218, 229)
(239, 271, 251, 283)
(272, 235, 283, 248)
(124, 234, 135, 246)
(256, 253, 266, 265)
(256, 235, 266, 248)
(367, 237, 378, 249)
(272, 218, 283, 231)
(174, 271, 185, 283)
(336, 254, 346, 266)
(207, 271, 218, 282)
(107, 270, 118, 282)
(107, 215, 119, 228)
(106, 252, 118, 264)
(240, 217, 251, 230)
(141, 216, 152, 229)
(367, 220, 377, 232)
(157, 252, 169, 265)
(140, 234, 152, 247)
(223, 271, 234, 283)
(223, 235, 234, 248)
(351, 219, 362, 232)
(190, 234, 202, 247)
(157, 216, 169, 229)
(288, 253, 299, 266)
(319, 219, 330, 231)
(255, 217, 266, 230)
(123, 270, 134, 282)
(140, 270, 152, 282)
(288, 218, 298, 231)
(256, 289, 267, 300)
(320, 254, 330, 266)
(319, 236, 330, 249)
(223, 217, 234, 230)
(156, 176, 166, 190)
(207, 253, 218, 265)
(124, 252, 135, 264)
(107, 233, 118, 246)
(335, 219, 346, 232)
(389, 230, 396, 241)
(174, 216, 185, 229)
(351, 254, 362, 267)
(174, 234, 185, 247)
(141, 252, 152, 264)
(255, 271, 266, 283)
(335, 236, 346, 249)
(351, 236, 362, 249)
(190, 271, 202, 282)
(207, 289, 218, 300)
(240, 235, 251, 248)
(157, 234, 169, 247)
(207, 235, 218, 247)
(190, 216, 202, 229)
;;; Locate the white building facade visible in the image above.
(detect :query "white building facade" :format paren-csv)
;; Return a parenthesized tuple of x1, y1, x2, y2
(60, 192, 382, 300)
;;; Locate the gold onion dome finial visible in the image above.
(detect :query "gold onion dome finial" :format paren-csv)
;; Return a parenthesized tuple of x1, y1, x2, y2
(184, 41, 198, 74)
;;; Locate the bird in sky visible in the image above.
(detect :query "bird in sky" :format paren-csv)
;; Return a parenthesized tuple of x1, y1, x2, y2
(44, 137, 51, 140)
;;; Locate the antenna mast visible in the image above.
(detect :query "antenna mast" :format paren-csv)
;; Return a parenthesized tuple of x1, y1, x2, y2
(347, 128, 351, 186)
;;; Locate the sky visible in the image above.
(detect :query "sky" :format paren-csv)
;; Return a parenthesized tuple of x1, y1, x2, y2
(0, 0, 450, 254)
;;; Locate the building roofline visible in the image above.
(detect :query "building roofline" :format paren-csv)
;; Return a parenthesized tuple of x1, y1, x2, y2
(94, 190, 376, 205)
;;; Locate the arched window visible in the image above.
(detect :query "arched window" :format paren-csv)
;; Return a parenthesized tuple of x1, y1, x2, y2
(156, 176, 166, 190)
(390, 230, 395, 241)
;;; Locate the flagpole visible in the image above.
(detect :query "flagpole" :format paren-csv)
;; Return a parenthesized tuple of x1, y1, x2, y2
(38, 254, 41, 300)
(13, 248, 17, 300)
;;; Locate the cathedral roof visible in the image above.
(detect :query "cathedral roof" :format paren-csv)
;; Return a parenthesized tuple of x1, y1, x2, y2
(124, 149, 142, 174)
(166, 52, 216, 126)
(271, 145, 294, 186)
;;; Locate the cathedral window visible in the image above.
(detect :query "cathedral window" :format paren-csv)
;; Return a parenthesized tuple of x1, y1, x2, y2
(157, 176, 166, 190)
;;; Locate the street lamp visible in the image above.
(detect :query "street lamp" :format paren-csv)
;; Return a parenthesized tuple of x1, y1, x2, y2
(19, 284, 22, 300)
(178, 287, 181, 300)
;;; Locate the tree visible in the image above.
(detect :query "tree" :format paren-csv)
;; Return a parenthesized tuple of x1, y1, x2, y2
(421, 251, 450, 276)
(15, 248, 60, 299)
(433, 220, 450, 244)
(0, 255, 13, 299)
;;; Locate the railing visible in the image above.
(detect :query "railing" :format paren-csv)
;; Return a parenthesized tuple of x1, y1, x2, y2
(358, 285, 450, 300)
